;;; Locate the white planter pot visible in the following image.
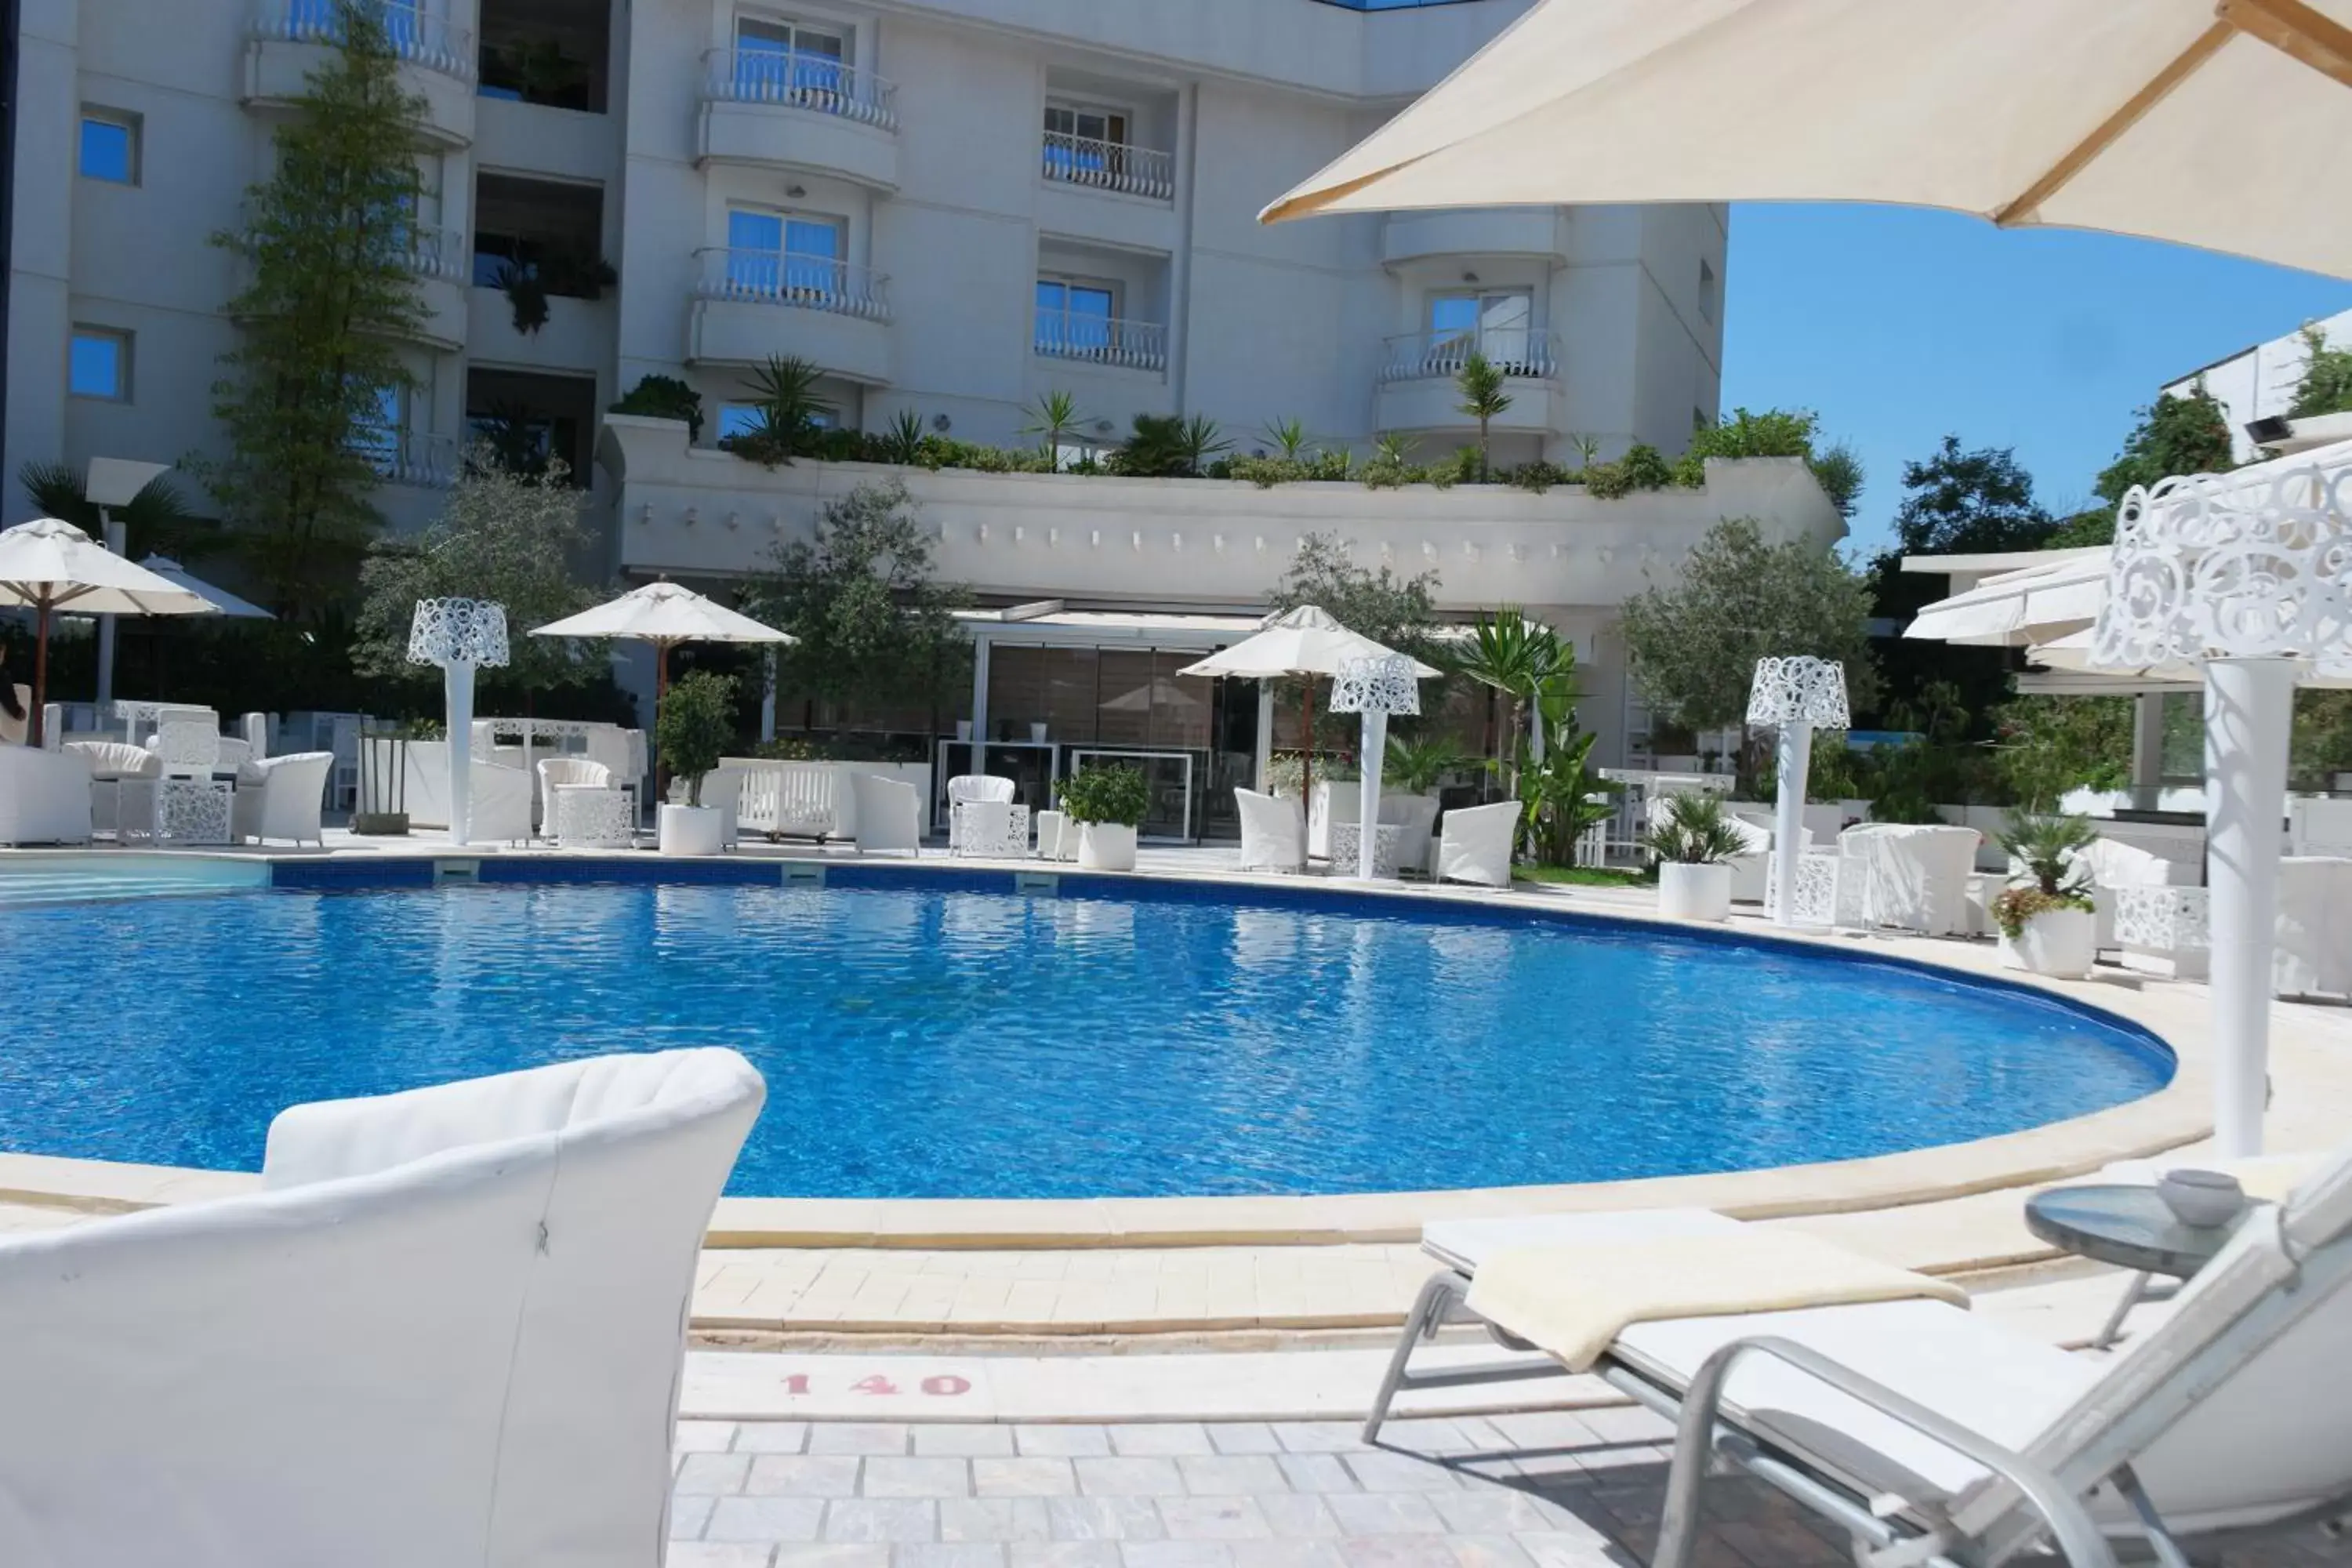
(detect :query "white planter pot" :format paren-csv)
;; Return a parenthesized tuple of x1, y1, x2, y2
(1657, 861, 1733, 923)
(2003, 906, 2096, 978)
(657, 803, 724, 857)
(1076, 821, 1138, 872)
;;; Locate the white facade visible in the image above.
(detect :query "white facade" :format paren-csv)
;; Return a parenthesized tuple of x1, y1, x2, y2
(7, 0, 1728, 552)
(2163, 306, 2352, 463)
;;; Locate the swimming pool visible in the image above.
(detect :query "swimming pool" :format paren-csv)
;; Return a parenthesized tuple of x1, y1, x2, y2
(0, 873, 2172, 1198)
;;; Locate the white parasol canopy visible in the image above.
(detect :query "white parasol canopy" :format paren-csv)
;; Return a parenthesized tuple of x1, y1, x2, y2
(533, 581, 793, 760)
(135, 555, 273, 620)
(1175, 605, 1443, 683)
(1262, 0, 2352, 282)
(1904, 550, 2113, 650)
(0, 517, 217, 746)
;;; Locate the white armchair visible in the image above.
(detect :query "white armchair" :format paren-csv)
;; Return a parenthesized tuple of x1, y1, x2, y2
(1838, 822, 1980, 935)
(0, 743, 93, 845)
(1236, 788, 1306, 873)
(947, 774, 1018, 853)
(1433, 800, 1520, 888)
(851, 773, 923, 855)
(232, 751, 334, 847)
(537, 757, 631, 848)
(65, 740, 162, 840)
(0, 1048, 765, 1568)
(1378, 793, 1441, 877)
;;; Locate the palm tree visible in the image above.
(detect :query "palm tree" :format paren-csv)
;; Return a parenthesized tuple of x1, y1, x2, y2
(741, 355, 835, 459)
(20, 460, 198, 554)
(1260, 416, 1311, 463)
(1021, 390, 1087, 469)
(1173, 415, 1232, 476)
(1454, 607, 1567, 792)
(1454, 351, 1512, 481)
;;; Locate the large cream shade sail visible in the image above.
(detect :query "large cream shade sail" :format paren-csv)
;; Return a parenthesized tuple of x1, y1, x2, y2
(1262, 0, 2352, 281)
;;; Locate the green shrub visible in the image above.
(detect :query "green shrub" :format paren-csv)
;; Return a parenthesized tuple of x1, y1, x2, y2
(1058, 763, 1150, 826)
(1991, 884, 2093, 941)
(609, 375, 705, 441)
(1642, 790, 1748, 865)
(656, 670, 739, 806)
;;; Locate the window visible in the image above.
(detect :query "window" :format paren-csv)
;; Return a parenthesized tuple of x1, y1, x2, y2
(353, 383, 405, 467)
(1044, 101, 1128, 147)
(69, 328, 131, 401)
(79, 109, 140, 184)
(1698, 257, 1718, 325)
(724, 205, 846, 296)
(1425, 289, 1534, 370)
(718, 401, 834, 441)
(1036, 276, 1116, 354)
(1042, 100, 1132, 183)
(734, 13, 848, 98)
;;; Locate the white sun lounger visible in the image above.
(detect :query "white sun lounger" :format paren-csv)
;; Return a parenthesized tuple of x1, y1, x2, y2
(1370, 1150, 2352, 1568)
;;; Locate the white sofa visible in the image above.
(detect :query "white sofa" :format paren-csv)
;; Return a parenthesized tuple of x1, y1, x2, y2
(2275, 856, 2352, 999)
(0, 743, 93, 845)
(1433, 800, 1520, 888)
(851, 773, 923, 855)
(1838, 822, 1980, 935)
(0, 1047, 765, 1568)
(64, 740, 162, 839)
(404, 742, 533, 844)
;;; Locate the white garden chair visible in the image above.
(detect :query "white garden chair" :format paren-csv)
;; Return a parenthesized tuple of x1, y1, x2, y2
(851, 773, 922, 856)
(0, 1049, 765, 1568)
(946, 773, 1018, 853)
(231, 752, 335, 848)
(1432, 800, 1519, 887)
(1378, 793, 1442, 876)
(1235, 788, 1306, 873)
(536, 757, 632, 848)
(64, 739, 160, 840)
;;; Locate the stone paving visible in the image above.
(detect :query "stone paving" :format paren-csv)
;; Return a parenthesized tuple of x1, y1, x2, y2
(664, 1416, 2346, 1568)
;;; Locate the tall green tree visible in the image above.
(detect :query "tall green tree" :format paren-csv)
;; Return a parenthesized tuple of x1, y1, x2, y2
(744, 478, 971, 733)
(1454, 608, 1569, 790)
(348, 448, 607, 705)
(2048, 384, 2239, 548)
(1267, 532, 1440, 660)
(194, 0, 430, 619)
(2289, 322, 2352, 419)
(1621, 517, 1877, 738)
(1454, 352, 1511, 481)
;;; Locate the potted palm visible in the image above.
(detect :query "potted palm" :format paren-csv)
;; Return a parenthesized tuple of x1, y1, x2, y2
(655, 670, 736, 857)
(1060, 764, 1150, 872)
(1644, 790, 1747, 922)
(1993, 811, 2100, 977)
(1385, 733, 1465, 799)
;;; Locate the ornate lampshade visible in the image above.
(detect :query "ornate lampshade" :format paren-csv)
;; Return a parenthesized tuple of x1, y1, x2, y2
(1329, 653, 1422, 717)
(407, 597, 512, 670)
(1745, 655, 1849, 731)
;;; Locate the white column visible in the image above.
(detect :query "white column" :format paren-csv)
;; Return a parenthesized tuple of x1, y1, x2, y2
(94, 512, 124, 706)
(969, 634, 991, 747)
(1769, 722, 1813, 926)
(2131, 691, 2165, 805)
(1254, 679, 1275, 791)
(446, 662, 477, 848)
(1356, 710, 1388, 880)
(760, 648, 777, 744)
(2204, 656, 2296, 1157)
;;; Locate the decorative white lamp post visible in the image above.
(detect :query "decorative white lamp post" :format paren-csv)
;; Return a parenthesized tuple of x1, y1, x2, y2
(2092, 453, 2352, 1156)
(1746, 655, 1850, 927)
(407, 597, 509, 848)
(1330, 652, 1421, 880)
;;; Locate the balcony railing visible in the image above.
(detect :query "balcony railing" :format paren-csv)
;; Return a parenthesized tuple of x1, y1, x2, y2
(1378, 328, 1558, 384)
(1033, 312, 1167, 373)
(1040, 132, 1174, 201)
(702, 48, 898, 132)
(361, 430, 459, 489)
(695, 248, 892, 321)
(400, 223, 468, 283)
(255, 1, 475, 82)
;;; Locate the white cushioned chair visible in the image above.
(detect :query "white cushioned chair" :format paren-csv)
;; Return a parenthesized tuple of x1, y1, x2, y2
(1235, 788, 1306, 873)
(1378, 793, 1442, 877)
(1433, 800, 1520, 888)
(851, 773, 923, 856)
(232, 751, 335, 848)
(946, 774, 1018, 854)
(0, 742, 93, 845)
(0, 1047, 766, 1568)
(65, 739, 162, 840)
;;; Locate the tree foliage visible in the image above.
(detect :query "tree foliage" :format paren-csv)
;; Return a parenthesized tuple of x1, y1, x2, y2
(1454, 353, 1511, 482)
(2289, 322, 2352, 420)
(349, 448, 606, 698)
(1887, 437, 2053, 558)
(192, 0, 428, 618)
(743, 478, 971, 723)
(2095, 383, 2237, 510)
(1671, 408, 1864, 519)
(657, 670, 739, 804)
(1621, 517, 1877, 733)
(1266, 532, 1441, 661)
(1991, 695, 2132, 811)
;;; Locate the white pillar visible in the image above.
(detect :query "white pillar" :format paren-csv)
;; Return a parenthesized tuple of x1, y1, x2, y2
(2131, 691, 2165, 805)
(1769, 722, 1813, 926)
(94, 512, 124, 706)
(446, 662, 477, 848)
(760, 648, 777, 744)
(1356, 710, 1388, 880)
(1254, 678, 1275, 791)
(2204, 656, 2295, 1157)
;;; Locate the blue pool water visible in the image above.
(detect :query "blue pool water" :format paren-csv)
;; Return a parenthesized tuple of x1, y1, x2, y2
(0, 880, 2172, 1197)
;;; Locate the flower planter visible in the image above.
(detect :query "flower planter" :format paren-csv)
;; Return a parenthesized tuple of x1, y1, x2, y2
(1076, 821, 1138, 872)
(656, 803, 724, 857)
(2003, 906, 2096, 978)
(1657, 861, 1733, 922)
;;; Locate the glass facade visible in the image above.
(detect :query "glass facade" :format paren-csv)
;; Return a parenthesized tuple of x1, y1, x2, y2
(982, 645, 1258, 839)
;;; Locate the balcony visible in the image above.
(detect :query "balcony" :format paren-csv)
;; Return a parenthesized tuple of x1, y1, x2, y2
(699, 48, 899, 191)
(1381, 209, 1572, 268)
(1040, 132, 1172, 203)
(246, 1, 475, 145)
(689, 248, 894, 385)
(1375, 328, 1563, 435)
(402, 224, 469, 347)
(367, 430, 460, 490)
(1033, 312, 1167, 375)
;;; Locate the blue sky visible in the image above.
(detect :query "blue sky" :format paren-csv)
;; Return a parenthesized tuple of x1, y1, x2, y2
(1716, 204, 2352, 561)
